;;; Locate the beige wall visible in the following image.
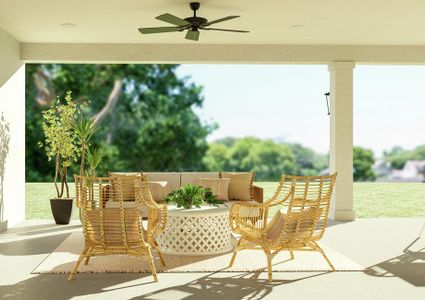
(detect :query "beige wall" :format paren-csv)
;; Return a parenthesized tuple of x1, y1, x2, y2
(0, 29, 25, 229)
(21, 43, 425, 64)
(0, 29, 23, 87)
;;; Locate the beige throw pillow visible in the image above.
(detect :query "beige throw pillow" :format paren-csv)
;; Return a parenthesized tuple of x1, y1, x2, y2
(197, 178, 230, 201)
(148, 181, 168, 202)
(220, 172, 254, 201)
(109, 172, 142, 201)
(266, 207, 323, 240)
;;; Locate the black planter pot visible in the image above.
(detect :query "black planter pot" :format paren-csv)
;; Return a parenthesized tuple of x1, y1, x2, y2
(50, 198, 73, 225)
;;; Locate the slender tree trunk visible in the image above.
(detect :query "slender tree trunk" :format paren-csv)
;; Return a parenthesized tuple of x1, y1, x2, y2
(54, 154, 60, 198)
(59, 162, 65, 198)
(94, 79, 123, 126)
(64, 167, 69, 198)
(80, 143, 85, 176)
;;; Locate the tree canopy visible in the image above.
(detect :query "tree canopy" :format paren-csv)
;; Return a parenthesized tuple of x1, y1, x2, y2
(26, 64, 214, 181)
(353, 146, 376, 181)
(203, 137, 328, 181)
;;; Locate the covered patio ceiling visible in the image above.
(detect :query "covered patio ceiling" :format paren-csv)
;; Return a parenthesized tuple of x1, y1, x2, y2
(2, 0, 425, 45)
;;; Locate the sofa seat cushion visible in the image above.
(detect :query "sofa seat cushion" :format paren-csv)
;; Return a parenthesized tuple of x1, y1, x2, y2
(220, 172, 254, 201)
(197, 178, 230, 201)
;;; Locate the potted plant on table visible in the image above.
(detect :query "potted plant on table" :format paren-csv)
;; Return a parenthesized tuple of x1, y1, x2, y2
(39, 91, 83, 224)
(165, 184, 223, 209)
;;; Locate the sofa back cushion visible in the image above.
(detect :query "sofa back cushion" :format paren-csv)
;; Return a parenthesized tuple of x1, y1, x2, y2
(144, 172, 180, 196)
(180, 172, 219, 186)
(197, 178, 230, 201)
(220, 172, 254, 201)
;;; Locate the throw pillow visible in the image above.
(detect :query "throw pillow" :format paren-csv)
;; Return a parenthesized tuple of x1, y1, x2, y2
(220, 172, 254, 200)
(148, 181, 168, 202)
(109, 172, 142, 201)
(197, 178, 230, 201)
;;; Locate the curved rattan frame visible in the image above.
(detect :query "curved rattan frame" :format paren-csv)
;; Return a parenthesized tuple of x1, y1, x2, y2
(229, 173, 337, 281)
(135, 175, 168, 266)
(69, 175, 158, 282)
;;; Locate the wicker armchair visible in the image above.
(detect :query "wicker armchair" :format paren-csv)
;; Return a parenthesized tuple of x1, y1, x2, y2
(135, 175, 168, 266)
(229, 174, 337, 281)
(69, 175, 158, 282)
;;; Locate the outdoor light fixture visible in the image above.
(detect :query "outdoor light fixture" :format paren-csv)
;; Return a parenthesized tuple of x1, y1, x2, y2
(324, 92, 330, 116)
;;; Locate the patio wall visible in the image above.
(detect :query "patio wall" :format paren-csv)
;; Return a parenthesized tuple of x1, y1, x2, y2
(0, 29, 25, 230)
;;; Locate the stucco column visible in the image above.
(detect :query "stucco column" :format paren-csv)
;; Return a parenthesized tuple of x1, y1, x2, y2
(0, 29, 25, 232)
(328, 62, 356, 221)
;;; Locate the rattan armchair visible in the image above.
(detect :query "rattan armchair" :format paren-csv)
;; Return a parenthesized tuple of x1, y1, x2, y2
(229, 174, 337, 281)
(69, 175, 158, 282)
(135, 175, 168, 266)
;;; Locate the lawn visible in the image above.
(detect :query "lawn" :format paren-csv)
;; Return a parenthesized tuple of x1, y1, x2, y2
(25, 182, 425, 219)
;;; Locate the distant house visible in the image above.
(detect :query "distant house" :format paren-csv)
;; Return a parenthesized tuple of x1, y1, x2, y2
(373, 160, 392, 181)
(391, 160, 425, 182)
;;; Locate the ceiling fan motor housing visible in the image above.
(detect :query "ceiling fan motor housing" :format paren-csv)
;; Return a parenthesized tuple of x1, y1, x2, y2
(185, 17, 208, 30)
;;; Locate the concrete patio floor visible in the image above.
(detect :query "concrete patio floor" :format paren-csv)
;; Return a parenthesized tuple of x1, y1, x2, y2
(1, 218, 425, 300)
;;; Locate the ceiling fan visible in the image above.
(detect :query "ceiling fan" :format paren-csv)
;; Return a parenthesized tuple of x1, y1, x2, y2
(138, 2, 249, 41)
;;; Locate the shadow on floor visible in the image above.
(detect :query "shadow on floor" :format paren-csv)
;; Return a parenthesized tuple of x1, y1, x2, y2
(0, 271, 327, 300)
(132, 272, 326, 300)
(0, 232, 73, 256)
(365, 222, 425, 286)
(0, 224, 81, 240)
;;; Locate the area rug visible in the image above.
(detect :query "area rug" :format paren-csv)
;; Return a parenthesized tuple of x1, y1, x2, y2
(32, 232, 364, 274)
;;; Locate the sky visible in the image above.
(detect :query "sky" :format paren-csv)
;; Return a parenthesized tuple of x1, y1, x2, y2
(176, 65, 425, 157)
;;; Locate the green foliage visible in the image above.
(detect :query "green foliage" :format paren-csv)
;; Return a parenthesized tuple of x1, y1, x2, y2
(39, 91, 81, 198)
(25, 64, 214, 181)
(384, 146, 425, 170)
(74, 116, 96, 146)
(74, 116, 97, 175)
(165, 184, 222, 209)
(39, 91, 79, 168)
(204, 137, 327, 181)
(86, 146, 104, 177)
(353, 146, 376, 181)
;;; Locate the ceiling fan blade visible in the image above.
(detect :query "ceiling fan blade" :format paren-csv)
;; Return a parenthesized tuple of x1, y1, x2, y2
(156, 13, 190, 26)
(138, 26, 182, 34)
(201, 28, 249, 33)
(185, 30, 200, 41)
(202, 16, 240, 27)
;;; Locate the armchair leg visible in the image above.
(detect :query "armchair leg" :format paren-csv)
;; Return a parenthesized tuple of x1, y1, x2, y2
(84, 256, 91, 265)
(264, 248, 273, 282)
(153, 240, 166, 267)
(147, 248, 158, 282)
(290, 250, 294, 260)
(68, 247, 89, 281)
(314, 242, 335, 271)
(229, 237, 243, 268)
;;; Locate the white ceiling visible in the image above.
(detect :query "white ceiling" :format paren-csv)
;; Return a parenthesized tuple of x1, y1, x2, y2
(1, 0, 425, 45)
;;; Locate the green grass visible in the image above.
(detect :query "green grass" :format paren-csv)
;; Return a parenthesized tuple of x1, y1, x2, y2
(25, 182, 425, 219)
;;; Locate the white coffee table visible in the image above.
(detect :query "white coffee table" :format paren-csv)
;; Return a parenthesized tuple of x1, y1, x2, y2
(155, 205, 233, 256)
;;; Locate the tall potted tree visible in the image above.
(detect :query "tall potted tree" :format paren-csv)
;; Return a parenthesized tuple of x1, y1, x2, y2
(40, 91, 80, 224)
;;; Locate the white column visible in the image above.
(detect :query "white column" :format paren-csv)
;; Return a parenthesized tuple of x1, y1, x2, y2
(328, 62, 355, 221)
(0, 29, 25, 231)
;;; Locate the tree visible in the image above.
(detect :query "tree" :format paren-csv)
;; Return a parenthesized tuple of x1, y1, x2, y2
(384, 145, 425, 170)
(203, 143, 231, 171)
(205, 137, 298, 181)
(288, 143, 328, 176)
(26, 64, 214, 181)
(353, 146, 376, 181)
(39, 91, 80, 198)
